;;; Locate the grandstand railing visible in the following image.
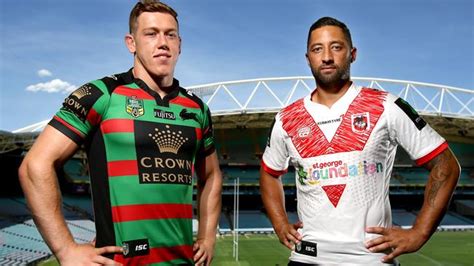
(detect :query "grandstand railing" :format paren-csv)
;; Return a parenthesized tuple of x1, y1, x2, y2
(187, 77, 473, 119)
(12, 77, 473, 134)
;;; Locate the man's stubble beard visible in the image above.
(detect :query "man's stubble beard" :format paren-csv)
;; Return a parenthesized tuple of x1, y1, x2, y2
(312, 61, 351, 89)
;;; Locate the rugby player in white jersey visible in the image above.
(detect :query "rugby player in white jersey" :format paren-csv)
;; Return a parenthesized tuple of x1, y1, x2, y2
(260, 17, 460, 265)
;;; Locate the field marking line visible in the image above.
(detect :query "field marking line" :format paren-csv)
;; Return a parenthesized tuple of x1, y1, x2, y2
(415, 252, 443, 266)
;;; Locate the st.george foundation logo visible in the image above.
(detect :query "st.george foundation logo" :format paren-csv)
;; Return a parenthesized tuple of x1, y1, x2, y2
(296, 159, 384, 207)
(135, 122, 197, 185)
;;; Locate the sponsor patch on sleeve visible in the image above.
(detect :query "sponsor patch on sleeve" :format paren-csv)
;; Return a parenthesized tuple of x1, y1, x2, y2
(395, 98, 426, 130)
(61, 83, 103, 122)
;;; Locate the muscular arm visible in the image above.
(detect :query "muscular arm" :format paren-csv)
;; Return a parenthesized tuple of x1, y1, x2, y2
(194, 151, 222, 265)
(413, 148, 460, 239)
(19, 126, 79, 255)
(18, 125, 122, 265)
(366, 148, 460, 262)
(260, 168, 302, 249)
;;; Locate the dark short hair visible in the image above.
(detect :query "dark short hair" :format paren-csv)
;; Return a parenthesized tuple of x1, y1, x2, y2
(307, 17, 353, 49)
(129, 0, 178, 34)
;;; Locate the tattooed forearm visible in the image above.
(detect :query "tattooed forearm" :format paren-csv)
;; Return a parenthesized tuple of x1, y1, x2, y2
(425, 151, 451, 207)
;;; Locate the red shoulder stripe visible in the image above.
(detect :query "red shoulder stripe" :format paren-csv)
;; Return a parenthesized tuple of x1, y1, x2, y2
(170, 96, 201, 109)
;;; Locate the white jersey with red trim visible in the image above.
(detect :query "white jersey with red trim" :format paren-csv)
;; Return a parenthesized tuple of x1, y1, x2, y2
(262, 84, 447, 265)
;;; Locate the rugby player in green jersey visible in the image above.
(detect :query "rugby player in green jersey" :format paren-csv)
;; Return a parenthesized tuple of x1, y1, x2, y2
(19, 1, 222, 265)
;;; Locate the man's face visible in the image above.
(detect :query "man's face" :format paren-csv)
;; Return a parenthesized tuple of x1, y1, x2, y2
(306, 26, 356, 87)
(127, 12, 181, 81)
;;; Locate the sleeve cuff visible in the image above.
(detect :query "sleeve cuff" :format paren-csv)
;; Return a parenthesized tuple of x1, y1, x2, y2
(49, 116, 84, 145)
(261, 160, 287, 177)
(415, 141, 449, 166)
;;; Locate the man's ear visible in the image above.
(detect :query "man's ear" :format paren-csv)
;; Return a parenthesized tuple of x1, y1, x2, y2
(125, 34, 136, 54)
(350, 47, 357, 63)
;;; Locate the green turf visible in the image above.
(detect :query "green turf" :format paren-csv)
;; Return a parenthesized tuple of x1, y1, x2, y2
(213, 231, 474, 266)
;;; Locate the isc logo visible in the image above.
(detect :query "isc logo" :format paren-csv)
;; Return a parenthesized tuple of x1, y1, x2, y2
(123, 239, 150, 258)
(305, 246, 315, 252)
(136, 244, 148, 251)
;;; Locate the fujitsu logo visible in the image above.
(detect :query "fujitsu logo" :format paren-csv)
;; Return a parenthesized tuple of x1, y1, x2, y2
(71, 85, 92, 99)
(148, 125, 189, 154)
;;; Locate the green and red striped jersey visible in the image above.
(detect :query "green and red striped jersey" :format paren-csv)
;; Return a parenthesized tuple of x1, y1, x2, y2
(49, 69, 215, 265)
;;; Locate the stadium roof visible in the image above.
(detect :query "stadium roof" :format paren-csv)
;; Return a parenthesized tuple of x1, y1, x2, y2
(3, 77, 473, 153)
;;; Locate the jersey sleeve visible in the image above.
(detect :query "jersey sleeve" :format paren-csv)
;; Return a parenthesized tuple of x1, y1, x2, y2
(48, 80, 110, 144)
(261, 113, 290, 177)
(197, 103, 215, 158)
(386, 94, 448, 166)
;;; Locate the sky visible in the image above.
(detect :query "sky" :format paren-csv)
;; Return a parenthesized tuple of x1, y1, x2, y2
(1, 0, 473, 131)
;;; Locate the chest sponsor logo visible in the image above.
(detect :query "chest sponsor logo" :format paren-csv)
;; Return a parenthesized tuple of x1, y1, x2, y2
(62, 84, 103, 122)
(351, 112, 370, 133)
(296, 159, 383, 207)
(154, 109, 176, 120)
(126, 96, 145, 118)
(135, 121, 197, 185)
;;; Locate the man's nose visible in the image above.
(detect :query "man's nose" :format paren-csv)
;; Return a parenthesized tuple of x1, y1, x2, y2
(157, 33, 169, 50)
(321, 49, 334, 64)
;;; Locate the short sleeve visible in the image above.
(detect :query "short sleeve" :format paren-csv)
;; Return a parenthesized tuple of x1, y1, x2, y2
(386, 94, 448, 166)
(261, 113, 290, 176)
(197, 104, 215, 158)
(48, 80, 110, 144)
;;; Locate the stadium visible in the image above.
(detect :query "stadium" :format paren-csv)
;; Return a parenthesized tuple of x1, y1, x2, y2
(1, 76, 473, 265)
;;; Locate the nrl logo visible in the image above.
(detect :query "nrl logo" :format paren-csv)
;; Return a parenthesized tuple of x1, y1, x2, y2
(297, 127, 311, 138)
(126, 96, 145, 118)
(296, 242, 302, 252)
(122, 243, 129, 256)
(351, 112, 370, 133)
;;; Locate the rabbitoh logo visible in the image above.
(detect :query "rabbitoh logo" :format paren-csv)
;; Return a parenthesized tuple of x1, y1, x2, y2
(149, 125, 189, 154)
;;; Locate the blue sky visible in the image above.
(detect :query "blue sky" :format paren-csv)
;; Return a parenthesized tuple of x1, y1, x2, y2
(1, 0, 473, 131)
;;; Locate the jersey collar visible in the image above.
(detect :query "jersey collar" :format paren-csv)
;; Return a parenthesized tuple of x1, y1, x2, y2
(126, 68, 181, 107)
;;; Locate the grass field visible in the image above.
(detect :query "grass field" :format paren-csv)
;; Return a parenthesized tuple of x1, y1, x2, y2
(213, 231, 474, 266)
(39, 231, 474, 265)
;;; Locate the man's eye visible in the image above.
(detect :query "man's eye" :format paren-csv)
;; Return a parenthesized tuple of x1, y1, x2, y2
(167, 33, 178, 38)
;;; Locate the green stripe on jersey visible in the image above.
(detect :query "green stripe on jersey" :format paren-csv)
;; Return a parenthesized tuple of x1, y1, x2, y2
(103, 132, 136, 161)
(109, 176, 193, 206)
(114, 218, 193, 247)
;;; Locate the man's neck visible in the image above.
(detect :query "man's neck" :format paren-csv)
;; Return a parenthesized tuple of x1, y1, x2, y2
(311, 80, 352, 108)
(132, 68, 174, 98)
